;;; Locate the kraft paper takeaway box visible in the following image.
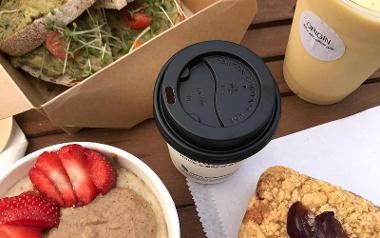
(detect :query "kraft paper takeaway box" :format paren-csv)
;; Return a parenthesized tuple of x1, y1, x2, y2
(0, 0, 257, 131)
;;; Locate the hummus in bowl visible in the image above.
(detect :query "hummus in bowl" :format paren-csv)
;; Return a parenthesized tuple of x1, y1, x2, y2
(0, 142, 180, 238)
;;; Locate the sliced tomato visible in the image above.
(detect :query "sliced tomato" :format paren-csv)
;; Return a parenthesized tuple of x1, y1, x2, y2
(45, 31, 68, 61)
(122, 11, 152, 30)
(133, 39, 142, 49)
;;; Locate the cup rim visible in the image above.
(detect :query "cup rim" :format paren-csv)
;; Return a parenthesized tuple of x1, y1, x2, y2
(340, 0, 380, 18)
(0, 142, 180, 238)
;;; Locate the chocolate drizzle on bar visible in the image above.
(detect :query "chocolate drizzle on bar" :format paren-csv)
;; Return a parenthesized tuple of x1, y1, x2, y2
(287, 202, 314, 238)
(287, 202, 349, 238)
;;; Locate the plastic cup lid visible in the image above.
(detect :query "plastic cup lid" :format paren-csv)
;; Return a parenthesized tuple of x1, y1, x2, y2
(154, 41, 281, 164)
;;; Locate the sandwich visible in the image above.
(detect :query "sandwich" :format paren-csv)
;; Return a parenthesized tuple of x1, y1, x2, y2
(1, 0, 184, 87)
(11, 6, 113, 86)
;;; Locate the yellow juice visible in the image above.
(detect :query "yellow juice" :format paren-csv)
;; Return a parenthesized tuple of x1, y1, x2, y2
(284, 0, 380, 104)
(351, 0, 380, 12)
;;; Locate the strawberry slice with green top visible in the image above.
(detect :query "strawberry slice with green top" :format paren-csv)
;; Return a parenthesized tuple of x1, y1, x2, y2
(0, 224, 41, 238)
(85, 150, 116, 195)
(58, 144, 98, 205)
(0, 191, 60, 229)
(29, 167, 65, 207)
(34, 151, 77, 207)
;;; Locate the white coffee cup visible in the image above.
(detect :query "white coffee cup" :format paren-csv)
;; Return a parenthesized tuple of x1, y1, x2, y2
(154, 41, 281, 184)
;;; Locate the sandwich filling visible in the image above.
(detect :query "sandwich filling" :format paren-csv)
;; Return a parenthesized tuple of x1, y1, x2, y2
(107, 0, 183, 59)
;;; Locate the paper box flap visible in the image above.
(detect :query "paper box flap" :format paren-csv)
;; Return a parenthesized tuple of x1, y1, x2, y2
(0, 64, 33, 120)
(40, 0, 257, 129)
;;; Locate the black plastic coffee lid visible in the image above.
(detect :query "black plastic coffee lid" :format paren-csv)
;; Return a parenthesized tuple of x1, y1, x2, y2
(154, 41, 281, 164)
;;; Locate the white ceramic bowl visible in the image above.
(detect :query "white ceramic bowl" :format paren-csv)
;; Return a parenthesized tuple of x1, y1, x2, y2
(0, 142, 180, 238)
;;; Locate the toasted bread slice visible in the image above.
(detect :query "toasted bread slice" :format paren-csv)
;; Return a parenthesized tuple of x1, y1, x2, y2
(98, 0, 134, 10)
(0, 0, 97, 56)
(239, 167, 380, 238)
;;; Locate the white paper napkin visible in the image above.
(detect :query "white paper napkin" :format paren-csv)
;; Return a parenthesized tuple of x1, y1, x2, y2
(188, 106, 380, 238)
(0, 120, 28, 175)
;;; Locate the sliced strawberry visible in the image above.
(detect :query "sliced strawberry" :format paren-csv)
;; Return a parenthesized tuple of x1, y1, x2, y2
(34, 151, 77, 207)
(85, 150, 116, 195)
(0, 191, 60, 229)
(57, 144, 98, 205)
(29, 167, 65, 207)
(0, 196, 12, 212)
(0, 224, 41, 238)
